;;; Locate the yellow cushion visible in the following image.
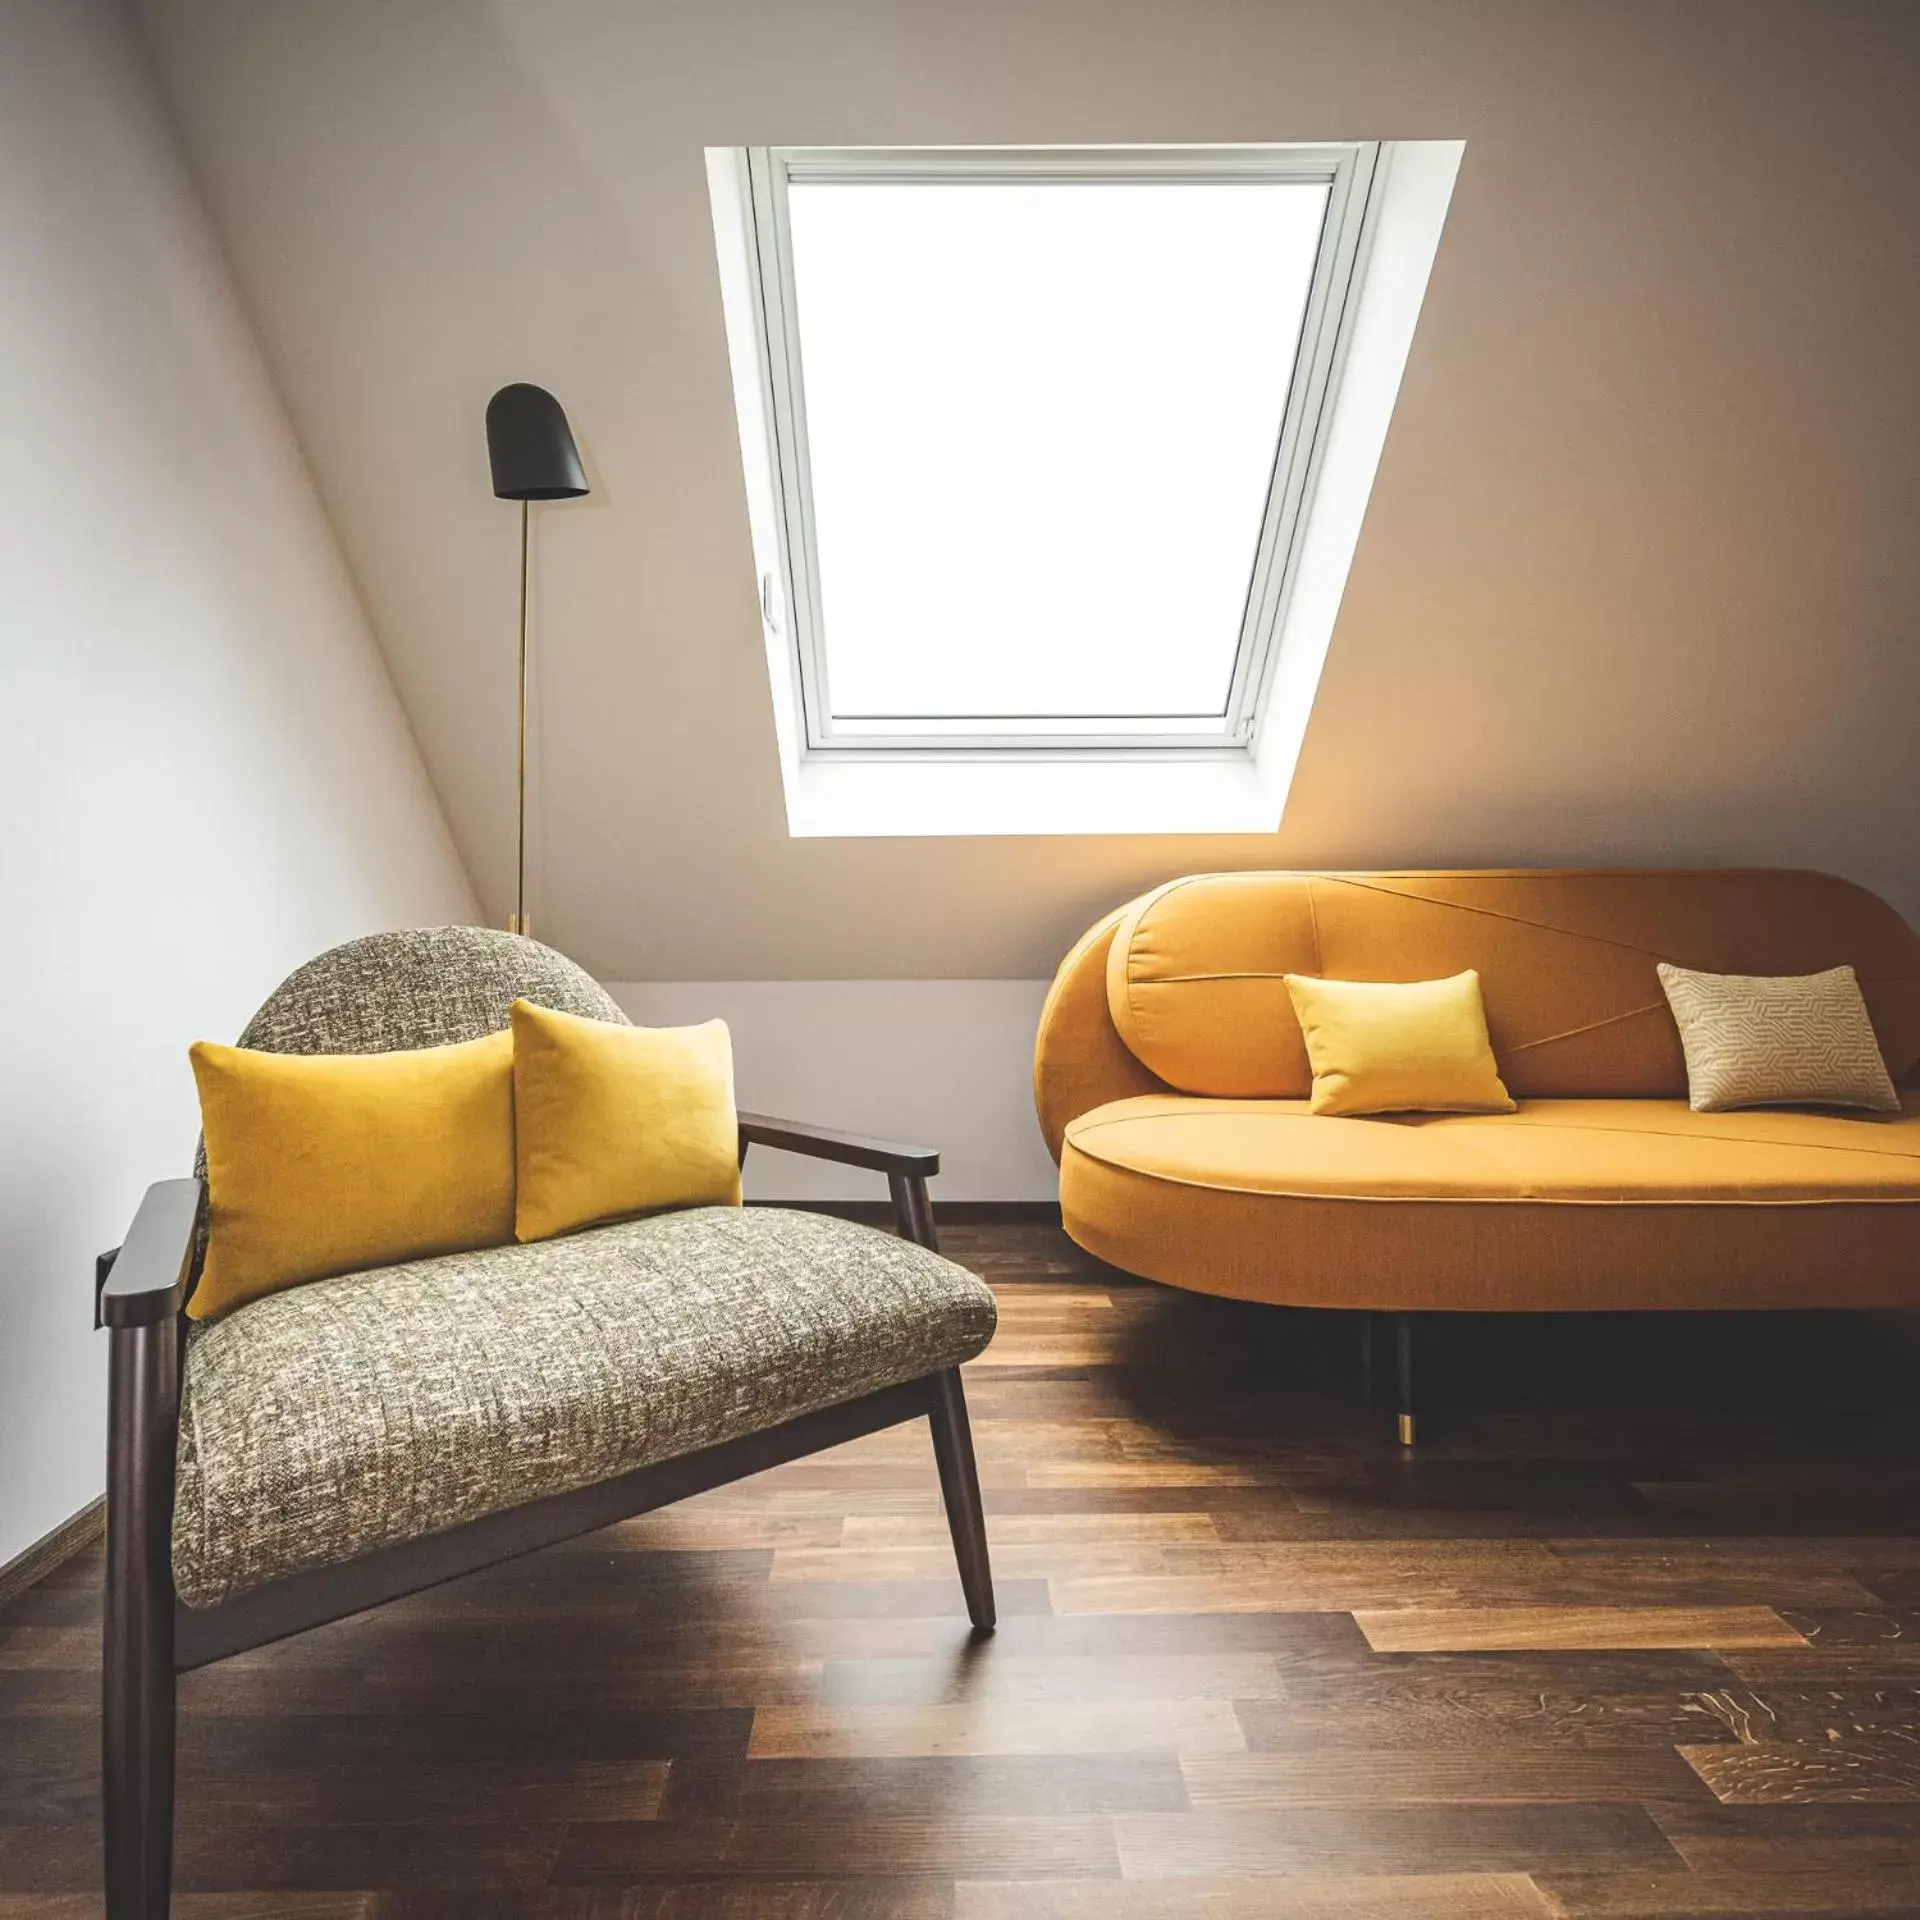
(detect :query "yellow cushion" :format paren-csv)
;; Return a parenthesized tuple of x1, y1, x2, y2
(511, 1000, 742, 1242)
(1058, 1092, 1920, 1312)
(1064, 1092, 1920, 1205)
(1282, 970, 1515, 1116)
(188, 1030, 515, 1321)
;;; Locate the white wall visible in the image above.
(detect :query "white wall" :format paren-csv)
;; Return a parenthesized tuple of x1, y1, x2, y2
(611, 983, 1057, 1202)
(0, 0, 477, 1569)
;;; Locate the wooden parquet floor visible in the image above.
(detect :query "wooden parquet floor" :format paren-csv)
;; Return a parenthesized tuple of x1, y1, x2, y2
(7, 1220, 1920, 1916)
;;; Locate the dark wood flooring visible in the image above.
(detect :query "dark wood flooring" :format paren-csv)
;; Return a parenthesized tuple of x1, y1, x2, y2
(7, 1221, 1920, 1916)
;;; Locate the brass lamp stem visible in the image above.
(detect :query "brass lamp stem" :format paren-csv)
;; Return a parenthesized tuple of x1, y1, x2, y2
(510, 498, 531, 938)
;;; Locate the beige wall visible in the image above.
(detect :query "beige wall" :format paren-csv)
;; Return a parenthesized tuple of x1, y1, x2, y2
(134, 0, 1920, 979)
(0, 0, 476, 1566)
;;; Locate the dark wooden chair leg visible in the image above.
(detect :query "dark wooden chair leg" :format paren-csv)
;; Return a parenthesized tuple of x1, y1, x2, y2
(103, 1319, 179, 1919)
(1359, 1312, 1377, 1409)
(888, 1170, 940, 1253)
(929, 1366, 995, 1633)
(1395, 1310, 1418, 1448)
(891, 1173, 991, 1630)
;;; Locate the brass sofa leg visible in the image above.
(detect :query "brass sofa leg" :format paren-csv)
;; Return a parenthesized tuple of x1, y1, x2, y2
(1395, 1311, 1418, 1448)
(103, 1320, 179, 1918)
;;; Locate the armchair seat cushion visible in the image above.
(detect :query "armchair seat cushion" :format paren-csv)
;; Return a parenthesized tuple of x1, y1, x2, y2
(173, 1207, 996, 1608)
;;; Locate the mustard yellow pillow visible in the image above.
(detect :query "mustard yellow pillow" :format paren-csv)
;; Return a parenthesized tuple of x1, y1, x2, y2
(511, 1000, 742, 1242)
(1282, 970, 1516, 1117)
(188, 1030, 515, 1320)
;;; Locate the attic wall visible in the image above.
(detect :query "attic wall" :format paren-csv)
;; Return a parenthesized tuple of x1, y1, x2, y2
(133, 0, 1920, 979)
(0, 0, 476, 1566)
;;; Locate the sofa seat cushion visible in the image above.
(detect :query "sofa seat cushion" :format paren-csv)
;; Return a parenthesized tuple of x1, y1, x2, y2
(1061, 1093, 1920, 1314)
(174, 1207, 997, 1608)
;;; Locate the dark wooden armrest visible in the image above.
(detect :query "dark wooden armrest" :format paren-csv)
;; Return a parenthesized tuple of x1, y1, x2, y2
(737, 1112, 939, 1176)
(97, 1179, 203, 1328)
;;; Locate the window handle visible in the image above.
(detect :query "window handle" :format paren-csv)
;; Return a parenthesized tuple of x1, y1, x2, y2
(760, 571, 782, 633)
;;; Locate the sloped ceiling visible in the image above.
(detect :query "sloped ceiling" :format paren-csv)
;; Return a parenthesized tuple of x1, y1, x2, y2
(132, 0, 1920, 979)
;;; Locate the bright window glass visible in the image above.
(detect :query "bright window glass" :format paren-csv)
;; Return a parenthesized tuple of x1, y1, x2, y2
(783, 175, 1330, 727)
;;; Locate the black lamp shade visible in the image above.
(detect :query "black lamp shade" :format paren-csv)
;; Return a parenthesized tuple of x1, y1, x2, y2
(486, 383, 589, 500)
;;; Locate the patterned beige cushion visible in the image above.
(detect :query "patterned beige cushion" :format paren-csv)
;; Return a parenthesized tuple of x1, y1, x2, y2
(1657, 962, 1900, 1114)
(173, 1206, 996, 1608)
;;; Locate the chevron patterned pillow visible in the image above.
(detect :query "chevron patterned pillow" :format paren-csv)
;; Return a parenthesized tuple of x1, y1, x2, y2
(1656, 962, 1900, 1114)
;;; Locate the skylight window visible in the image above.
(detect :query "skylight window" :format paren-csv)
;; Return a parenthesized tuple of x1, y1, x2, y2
(710, 141, 1463, 831)
(747, 145, 1374, 751)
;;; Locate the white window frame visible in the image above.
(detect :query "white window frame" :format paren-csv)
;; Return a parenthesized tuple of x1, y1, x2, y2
(742, 142, 1383, 760)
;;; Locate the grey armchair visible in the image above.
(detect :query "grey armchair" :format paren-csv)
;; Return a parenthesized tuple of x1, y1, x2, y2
(96, 927, 997, 1919)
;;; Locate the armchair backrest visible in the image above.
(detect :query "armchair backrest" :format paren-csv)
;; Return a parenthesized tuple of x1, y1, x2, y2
(190, 927, 627, 1194)
(234, 926, 627, 1057)
(185, 925, 622, 1274)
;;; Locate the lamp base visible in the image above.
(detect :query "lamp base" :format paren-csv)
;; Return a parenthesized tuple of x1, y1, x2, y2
(507, 912, 533, 938)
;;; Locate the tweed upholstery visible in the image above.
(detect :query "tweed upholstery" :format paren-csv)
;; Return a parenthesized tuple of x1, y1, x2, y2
(174, 1206, 996, 1607)
(237, 926, 627, 1057)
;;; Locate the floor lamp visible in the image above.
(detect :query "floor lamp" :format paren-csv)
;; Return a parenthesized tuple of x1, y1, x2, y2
(485, 383, 588, 937)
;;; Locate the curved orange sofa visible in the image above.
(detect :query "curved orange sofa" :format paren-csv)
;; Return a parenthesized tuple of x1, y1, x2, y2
(1035, 870, 1920, 1317)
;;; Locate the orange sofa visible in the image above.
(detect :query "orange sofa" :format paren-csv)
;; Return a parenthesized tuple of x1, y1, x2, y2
(1034, 870, 1920, 1435)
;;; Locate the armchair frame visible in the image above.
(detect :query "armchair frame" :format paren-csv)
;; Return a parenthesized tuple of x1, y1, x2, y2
(98, 1120, 992, 1920)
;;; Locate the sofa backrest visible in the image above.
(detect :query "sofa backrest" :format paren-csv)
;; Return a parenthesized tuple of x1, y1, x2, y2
(1105, 869, 1920, 1100)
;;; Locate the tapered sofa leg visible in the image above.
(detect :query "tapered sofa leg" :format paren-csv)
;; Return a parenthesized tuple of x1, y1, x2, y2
(929, 1367, 996, 1633)
(1395, 1311, 1418, 1449)
(103, 1320, 179, 1919)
